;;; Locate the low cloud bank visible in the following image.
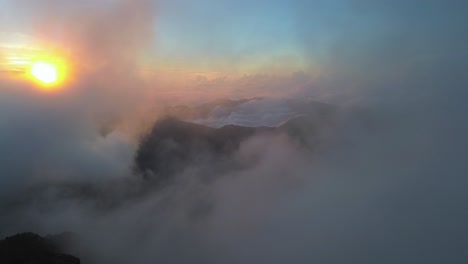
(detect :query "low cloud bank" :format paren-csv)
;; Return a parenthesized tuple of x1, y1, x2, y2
(1, 1, 468, 263)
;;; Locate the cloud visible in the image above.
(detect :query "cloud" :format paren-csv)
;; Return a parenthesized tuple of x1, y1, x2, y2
(0, 0, 157, 199)
(0, 0, 468, 264)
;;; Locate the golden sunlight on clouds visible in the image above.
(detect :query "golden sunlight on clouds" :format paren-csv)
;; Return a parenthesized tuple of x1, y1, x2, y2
(1, 38, 71, 92)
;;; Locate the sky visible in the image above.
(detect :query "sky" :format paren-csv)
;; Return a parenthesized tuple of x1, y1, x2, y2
(1, 1, 468, 263)
(0, 0, 352, 74)
(2, 1, 465, 80)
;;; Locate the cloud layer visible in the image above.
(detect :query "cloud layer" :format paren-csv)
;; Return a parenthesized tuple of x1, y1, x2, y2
(1, 0, 468, 264)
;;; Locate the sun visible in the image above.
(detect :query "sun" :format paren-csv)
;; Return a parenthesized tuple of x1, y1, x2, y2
(0, 38, 73, 91)
(30, 62, 59, 84)
(27, 57, 70, 91)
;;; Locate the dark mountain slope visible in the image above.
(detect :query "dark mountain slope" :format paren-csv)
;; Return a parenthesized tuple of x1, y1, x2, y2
(134, 101, 336, 183)
(0, 233, 80, 264)
(134, 117, 271, 182)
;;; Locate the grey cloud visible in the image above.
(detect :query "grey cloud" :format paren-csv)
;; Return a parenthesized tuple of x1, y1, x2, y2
(1, 1, 468, 264)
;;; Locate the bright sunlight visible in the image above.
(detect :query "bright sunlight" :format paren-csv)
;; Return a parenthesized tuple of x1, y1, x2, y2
(30, 62, 58, 84)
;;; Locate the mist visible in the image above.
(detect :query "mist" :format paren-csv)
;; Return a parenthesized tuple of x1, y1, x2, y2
(1, 0, 468, 263)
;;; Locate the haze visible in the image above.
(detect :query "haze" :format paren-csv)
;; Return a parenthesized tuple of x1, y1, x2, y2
(0, 1, 467, 263)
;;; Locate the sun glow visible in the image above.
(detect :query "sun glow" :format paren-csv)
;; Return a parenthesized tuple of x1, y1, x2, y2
(31, 62, 58, 84)
(1, 35, 74, 92)
(27, 57, 70, 91)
